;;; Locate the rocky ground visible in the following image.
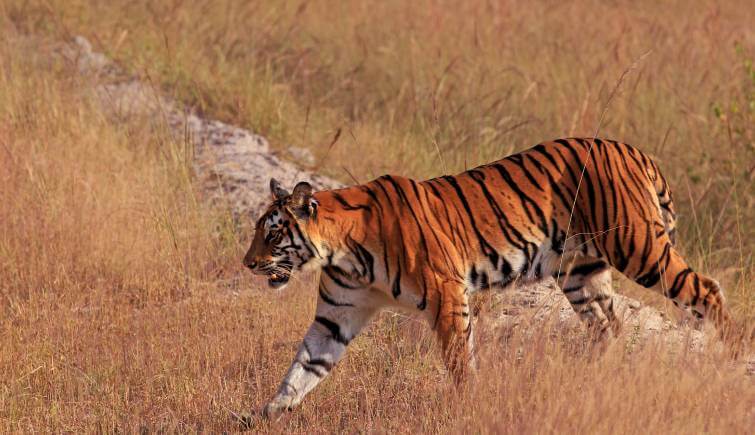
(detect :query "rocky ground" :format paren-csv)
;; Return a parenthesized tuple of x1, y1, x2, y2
(60, 36, 736, 357)
(61, 36, 341, 220)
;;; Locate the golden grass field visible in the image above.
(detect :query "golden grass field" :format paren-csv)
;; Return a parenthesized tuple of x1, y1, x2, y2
(1, 0, 753, 432)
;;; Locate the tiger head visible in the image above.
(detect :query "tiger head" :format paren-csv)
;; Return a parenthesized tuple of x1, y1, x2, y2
(243, 179, 320, 289)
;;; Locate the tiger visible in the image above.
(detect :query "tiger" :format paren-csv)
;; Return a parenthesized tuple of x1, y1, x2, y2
(242, 137, 731, 418)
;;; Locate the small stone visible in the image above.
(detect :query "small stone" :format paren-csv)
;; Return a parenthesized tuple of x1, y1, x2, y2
(73, 35, 93, 53)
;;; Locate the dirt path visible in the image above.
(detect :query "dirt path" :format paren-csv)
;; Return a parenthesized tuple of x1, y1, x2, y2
(62, 36, 341, 219)
(61, 36, 728, 355)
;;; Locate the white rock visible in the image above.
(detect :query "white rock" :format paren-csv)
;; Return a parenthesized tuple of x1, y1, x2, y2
(62, 36, 341, 219)
(288, 146, 316, 166)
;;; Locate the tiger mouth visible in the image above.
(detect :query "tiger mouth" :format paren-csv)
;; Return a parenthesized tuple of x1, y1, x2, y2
(267, 272, 290, 288)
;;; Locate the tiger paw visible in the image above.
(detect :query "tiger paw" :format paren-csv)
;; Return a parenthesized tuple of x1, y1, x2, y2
(262, 400, 290, 420)
(229, 410, 257, 430)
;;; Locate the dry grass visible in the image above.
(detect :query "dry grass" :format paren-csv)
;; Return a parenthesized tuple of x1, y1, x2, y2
(0, 1, 753, 433)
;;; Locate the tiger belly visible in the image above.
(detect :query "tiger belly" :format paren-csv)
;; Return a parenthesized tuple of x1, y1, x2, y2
(464, 237, 577, 292)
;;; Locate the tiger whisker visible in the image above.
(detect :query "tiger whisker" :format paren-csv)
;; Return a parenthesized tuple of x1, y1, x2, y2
(566, 225, 631, 250)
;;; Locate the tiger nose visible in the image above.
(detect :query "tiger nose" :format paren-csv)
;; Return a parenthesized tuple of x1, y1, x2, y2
(244, 259, 257, 270)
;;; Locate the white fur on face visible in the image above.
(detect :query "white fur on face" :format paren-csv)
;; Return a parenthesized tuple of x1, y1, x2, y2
(266, 209, 285, 230)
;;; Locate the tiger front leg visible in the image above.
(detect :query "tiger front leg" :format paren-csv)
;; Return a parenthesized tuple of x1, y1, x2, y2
(430, 283, 475, 384)
(262, 301, 376, 419)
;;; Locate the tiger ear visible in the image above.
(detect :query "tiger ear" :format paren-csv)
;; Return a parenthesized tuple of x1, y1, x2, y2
(270, 178, 289, 200)
(289, 181, 314, 219)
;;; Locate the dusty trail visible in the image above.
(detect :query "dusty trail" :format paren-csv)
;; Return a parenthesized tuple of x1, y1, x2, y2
(62, 35, 341, 219)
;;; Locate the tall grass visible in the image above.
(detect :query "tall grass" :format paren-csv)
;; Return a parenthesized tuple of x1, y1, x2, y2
(5, 0, 751, 312)
(0, 1, 753, 432)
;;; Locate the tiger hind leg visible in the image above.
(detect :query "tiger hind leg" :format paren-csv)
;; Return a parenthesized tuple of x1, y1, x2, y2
(629, 240, 730, 334)
(555, 257, 622, 340)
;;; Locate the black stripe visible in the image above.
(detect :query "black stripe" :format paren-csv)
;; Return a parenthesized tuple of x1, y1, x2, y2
(509, 153, 545, 192)
(599, 142, 630, 270)
(445, 179, 490, 256)
(491, 163, 549, 235)
(614, 153, 652, 216)
(319, 285, 354, 307)
(419, 180, 467, 261)
(598, 139, 621, 226)
(467, 170, 528, 251)
(667, 268, 692, 299)
(469, 265, 479, 287)
(636, 268, 661, 288)
(300, 362, 326, 377)
(479, 271, 489, 289)
(532, 144, 561, 172)
(323, 266, 360, 289)
(638, 231, 659, 277)
(433, 292, 444, 330)
(500, 256, 513, 277)
(552, 140, 582, 187)
(362, 185, 391, 278)
(661, 242, 673, 271)
(381, 176, 431, 310)
(589, 140, 611, 234)
(625, 228, 637, 263)
(307, 358, 334, 371)
(570, 261, 607, 277)
(332, 192, 370, 212)
(441, 175, 500, 268)
(529, 146, 576, 212)
(392, 264, 401, 298)
(424, 179, 466, 248)
(523, 153, 547, 177)
(347, 236, 374, 283)
(617, 146, 656, 217)
(613, 230, 629, 273)
(567, 139, 600, 242)
(690, 275, 701, 307)
(550, 220, 565, 255)
(315, 316, 350, 345)
(569, 296, 590, 305)
(291, 220, 317, 259)
(637, 243, 670, 289)
(425, 180, 444, 198)
(592, 293, 610, 303)
(409, 180, 464, 280)
(374, 180, 410, 283)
